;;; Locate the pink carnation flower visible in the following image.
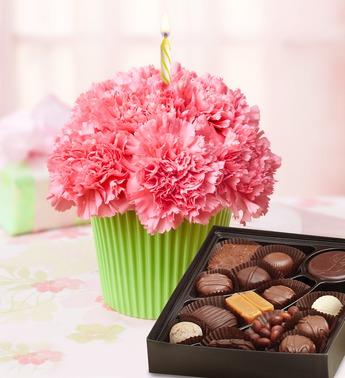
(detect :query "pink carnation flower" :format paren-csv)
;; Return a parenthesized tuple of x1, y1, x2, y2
(217, 126, 281, 223)
(168, 65, 259, 140)
(127, 114, 224, 233)
(48, 63, 281, 233)
(48, 130, 132, 218)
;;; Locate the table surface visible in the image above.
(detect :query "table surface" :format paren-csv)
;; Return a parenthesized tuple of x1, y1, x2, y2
(1, 196, 345, 378)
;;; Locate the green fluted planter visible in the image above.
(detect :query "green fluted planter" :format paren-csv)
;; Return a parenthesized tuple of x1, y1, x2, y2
(91, 209, 231, 319)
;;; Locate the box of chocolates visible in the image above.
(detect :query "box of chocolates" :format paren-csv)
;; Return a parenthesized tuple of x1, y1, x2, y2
(147, 226, 345, 378)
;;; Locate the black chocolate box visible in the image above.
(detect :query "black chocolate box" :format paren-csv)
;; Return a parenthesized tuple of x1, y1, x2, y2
(147, 226, 345, 378)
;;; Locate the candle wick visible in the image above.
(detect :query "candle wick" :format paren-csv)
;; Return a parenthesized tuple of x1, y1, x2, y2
(162, 32, 169, 38)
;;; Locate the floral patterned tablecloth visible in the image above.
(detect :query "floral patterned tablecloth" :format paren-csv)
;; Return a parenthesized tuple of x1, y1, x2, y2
(0, 197, 345, 378)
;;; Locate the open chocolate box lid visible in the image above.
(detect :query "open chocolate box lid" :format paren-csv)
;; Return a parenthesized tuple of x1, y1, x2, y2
(147, 226, 345, 378)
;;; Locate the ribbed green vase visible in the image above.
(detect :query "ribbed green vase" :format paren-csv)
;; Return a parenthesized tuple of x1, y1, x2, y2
(91, 209, 231, 319)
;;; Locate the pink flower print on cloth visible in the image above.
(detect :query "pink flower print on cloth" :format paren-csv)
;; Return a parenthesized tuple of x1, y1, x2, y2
(32, 278, 83, 293)
(95, 295, 113, 311)
(15, 350, 62, 365)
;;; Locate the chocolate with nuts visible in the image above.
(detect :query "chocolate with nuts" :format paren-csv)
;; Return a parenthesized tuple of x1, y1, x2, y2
(245, 308, 298, 348)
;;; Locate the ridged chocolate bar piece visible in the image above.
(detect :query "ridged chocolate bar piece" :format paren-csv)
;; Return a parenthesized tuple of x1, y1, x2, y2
(191, 305, 238, 330)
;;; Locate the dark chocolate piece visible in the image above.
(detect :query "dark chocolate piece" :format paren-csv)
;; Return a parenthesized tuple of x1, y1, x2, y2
(295, 315, 329, 340)
(208, 338, 255, 350)
(279, 335, 316, 353)
(263, 252, 294, 275)
(262, 285, 295, 307)
(191, 305, 237, 330)
(308, 250, 345, 280)
(288, 306, 300, 317)
(196, 273, 233, 297)
(236, 266, 271, 289)
(208, 243, 259, 270)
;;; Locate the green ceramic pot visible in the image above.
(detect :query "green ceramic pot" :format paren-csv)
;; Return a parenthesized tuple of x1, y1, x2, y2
(91, 209, 231, 319)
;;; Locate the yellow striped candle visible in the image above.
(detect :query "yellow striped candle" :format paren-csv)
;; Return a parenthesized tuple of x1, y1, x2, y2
(160, 14, 171, 85)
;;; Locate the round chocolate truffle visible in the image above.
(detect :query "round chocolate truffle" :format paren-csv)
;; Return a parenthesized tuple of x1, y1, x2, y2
(196, 273, 233, 297)
(263, 252, 294, 275)
(169, 321, 203, 344)
(295, 315, 329, 339)
(308, 250, 345, 281)
(236, 266, 271, 289)
(208, 243, 259, 270)
(262, 285, 296, 307)
(279, 335, 316, 353)
(208, 338, 255, 350)
(311, 295, 343, 316)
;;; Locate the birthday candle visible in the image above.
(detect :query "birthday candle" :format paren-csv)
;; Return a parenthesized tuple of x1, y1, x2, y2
(160, 14, 171, 85)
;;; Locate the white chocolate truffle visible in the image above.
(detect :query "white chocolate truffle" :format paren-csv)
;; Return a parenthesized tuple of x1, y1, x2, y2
(169, 321, 203, 344)
(311, 295, 343, 316)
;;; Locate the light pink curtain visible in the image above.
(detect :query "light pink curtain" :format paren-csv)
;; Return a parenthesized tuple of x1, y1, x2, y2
(0, 0, 344, 196)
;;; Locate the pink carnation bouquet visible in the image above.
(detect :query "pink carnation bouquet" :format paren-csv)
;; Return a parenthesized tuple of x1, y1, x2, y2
(48, 63, 281, 234)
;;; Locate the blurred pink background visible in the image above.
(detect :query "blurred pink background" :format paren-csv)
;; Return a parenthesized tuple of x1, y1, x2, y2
(0, 0, 344, 197)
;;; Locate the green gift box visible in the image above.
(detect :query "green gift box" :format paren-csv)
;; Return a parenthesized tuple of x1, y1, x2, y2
(0, 162, 84, 235)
